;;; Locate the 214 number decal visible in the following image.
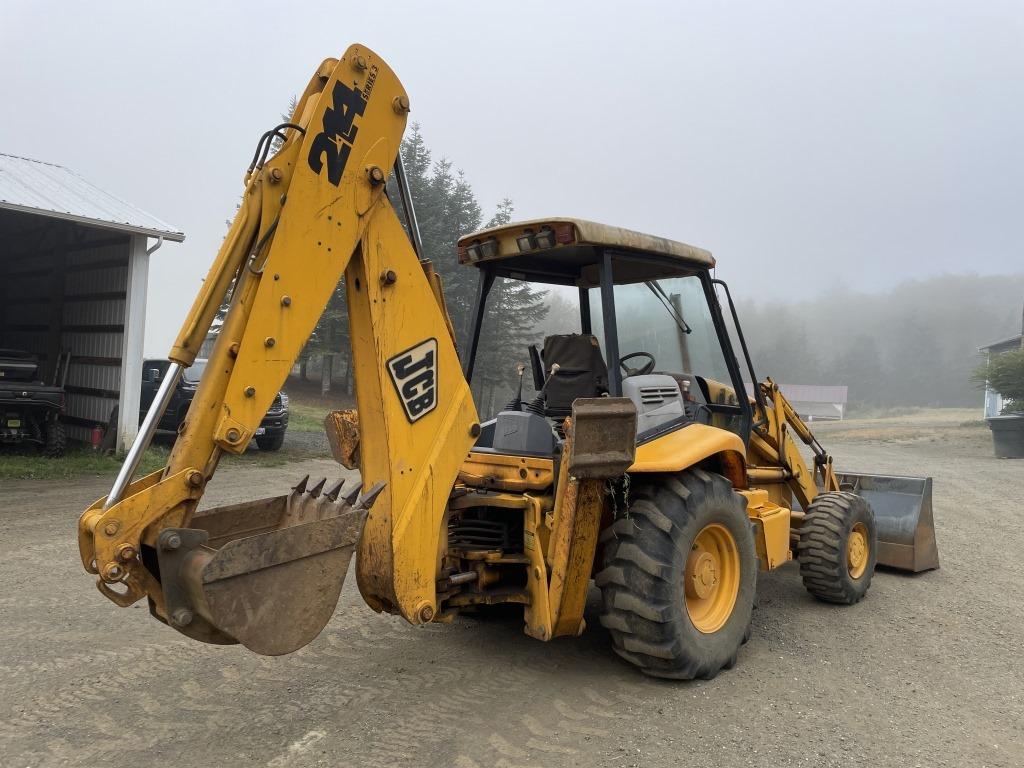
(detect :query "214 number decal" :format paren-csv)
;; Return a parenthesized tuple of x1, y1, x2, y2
(307, 80, 367, 186)
(387, 339, 438, 423)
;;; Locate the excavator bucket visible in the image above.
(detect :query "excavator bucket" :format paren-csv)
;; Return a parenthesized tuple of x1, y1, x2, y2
(837, 473, 939, 573)
(153, 476, 383, 655)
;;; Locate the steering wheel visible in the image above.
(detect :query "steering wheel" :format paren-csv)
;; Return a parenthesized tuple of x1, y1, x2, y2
(619, 352, 656, 377)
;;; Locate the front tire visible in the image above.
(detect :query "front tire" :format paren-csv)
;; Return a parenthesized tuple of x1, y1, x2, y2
(256, 431, 285, 452)
(797, 492, 876, 604)
(597, 469, 757, 680)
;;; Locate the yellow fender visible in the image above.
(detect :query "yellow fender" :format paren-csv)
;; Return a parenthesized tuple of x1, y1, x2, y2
(629, 424, 747, 489)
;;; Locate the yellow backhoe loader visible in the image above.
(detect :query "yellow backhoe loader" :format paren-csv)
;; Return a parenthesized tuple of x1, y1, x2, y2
(77, 44, 938, 679)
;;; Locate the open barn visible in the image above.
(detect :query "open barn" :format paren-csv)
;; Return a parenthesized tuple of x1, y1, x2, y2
(0, 153, 183, 452)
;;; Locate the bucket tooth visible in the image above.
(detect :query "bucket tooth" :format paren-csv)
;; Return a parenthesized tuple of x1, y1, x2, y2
(293, 475, 310, 494)
(342, 485, 361, 506)
(357, 481, 386, 510)
(325, 479, 346, 502)
(308, 478, 327, 498)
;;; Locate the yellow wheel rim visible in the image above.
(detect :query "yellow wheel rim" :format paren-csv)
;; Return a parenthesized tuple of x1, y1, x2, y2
(847, 522, 869, 579)
(684, 523, 740, 634)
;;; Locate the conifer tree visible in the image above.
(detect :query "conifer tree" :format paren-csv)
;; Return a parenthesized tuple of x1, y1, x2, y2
(297, 123, 550, 409)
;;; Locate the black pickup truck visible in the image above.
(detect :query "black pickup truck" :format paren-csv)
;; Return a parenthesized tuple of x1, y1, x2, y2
(141, 358, 289, 451)
(0, 349, 67, 457)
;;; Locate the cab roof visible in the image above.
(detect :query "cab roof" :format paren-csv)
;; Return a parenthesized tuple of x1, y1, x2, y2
(456, 217, 714, 286)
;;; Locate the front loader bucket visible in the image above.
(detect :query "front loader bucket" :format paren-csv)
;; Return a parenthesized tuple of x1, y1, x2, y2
(837, 473, 939, 573)
(154, 476, 383, 655)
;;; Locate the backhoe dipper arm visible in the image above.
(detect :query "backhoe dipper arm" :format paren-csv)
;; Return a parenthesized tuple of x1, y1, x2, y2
(77, 45, 479, 649)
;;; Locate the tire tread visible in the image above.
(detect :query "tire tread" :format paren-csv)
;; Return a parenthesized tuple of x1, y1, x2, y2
(797, 491, 875, 604)
(597, 470, 755, 680)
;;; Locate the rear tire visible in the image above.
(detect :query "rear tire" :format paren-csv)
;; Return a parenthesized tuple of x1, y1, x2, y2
(798, 492, 876, 604)
(597, 469, 757, 680)
(256, 432, 285, 452)
(43, 419, 66, 458)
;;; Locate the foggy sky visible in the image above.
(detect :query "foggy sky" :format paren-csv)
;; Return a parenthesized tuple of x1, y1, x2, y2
(2, 1, 1021, 354)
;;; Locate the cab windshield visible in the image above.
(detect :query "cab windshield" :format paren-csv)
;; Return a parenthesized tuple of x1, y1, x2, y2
(590, 275, 732, 383)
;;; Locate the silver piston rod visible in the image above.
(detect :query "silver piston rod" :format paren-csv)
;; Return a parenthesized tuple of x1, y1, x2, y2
(393, 155, 425, 260)
(104, 362, 184, 510)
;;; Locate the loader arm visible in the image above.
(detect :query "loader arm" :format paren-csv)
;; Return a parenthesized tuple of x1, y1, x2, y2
(77, 44, 478, 653)
(747, 378, 839, 511)
(744, 379, 938, 571)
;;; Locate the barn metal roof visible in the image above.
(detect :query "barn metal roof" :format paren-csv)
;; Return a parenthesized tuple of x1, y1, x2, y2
(979, 334, 1022, 352)
(0, 152, 185, 242)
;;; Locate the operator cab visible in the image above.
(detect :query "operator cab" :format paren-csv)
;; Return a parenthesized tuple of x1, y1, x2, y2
(458, 218, 756, 457)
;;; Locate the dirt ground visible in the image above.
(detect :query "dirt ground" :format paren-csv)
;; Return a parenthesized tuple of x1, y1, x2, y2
(1, 409, 1021, 768)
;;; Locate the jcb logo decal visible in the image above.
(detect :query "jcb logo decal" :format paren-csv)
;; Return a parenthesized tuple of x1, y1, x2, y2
(307, 80, 367, 186)
(387, 339, 438, 423)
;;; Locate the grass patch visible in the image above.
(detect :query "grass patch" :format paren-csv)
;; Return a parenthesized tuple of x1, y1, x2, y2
(1, 435, 319, 481)
(959, 419, 988, 428)
(223, 443, 325, 466)
(826, 427, 928, 443)
(844, 405, 924, 420)
(287, 402, 332, 433)
(0, 446, 169, 481)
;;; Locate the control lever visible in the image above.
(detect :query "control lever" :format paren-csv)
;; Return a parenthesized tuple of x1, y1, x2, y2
(525, 363, 560, 416)
(503, 363, 528, 411)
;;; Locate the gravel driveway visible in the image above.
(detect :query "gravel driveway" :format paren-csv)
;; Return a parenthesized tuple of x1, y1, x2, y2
(1, 414, 1020, 767)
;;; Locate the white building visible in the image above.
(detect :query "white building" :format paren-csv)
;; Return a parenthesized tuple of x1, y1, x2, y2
(979, 334, 1023, 418)
(0, 152, 184, 452)
(746, 382, 848, 421)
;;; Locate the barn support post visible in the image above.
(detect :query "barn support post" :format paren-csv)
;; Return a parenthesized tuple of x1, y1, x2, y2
(44, 227, 68, 384)
(116, 235, 150, 454)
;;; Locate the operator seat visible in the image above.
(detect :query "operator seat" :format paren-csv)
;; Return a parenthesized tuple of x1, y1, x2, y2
(540, 334, 609, 418)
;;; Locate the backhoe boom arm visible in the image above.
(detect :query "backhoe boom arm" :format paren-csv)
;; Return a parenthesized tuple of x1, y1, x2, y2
(78, 45, 478, 652)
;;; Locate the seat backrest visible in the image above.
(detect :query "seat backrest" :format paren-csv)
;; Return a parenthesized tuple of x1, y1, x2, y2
(541, 334, 608, 417)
